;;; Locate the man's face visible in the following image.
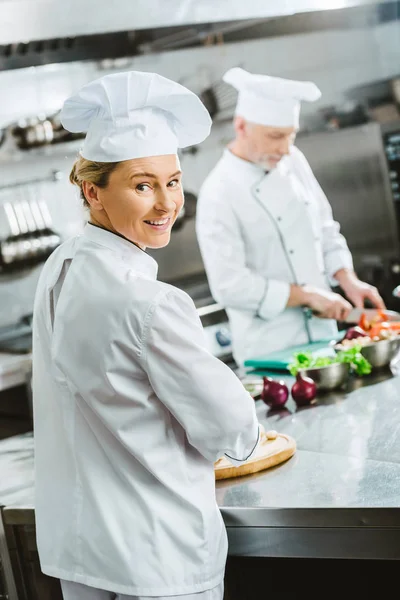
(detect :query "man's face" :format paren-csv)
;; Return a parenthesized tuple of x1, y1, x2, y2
(236, 118, 297, 170)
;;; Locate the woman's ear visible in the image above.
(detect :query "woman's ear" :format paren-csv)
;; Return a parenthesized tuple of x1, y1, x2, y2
(82, 182, 103, 211)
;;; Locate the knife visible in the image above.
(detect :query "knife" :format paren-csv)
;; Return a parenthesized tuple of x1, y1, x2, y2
(344, 308, 400, 324)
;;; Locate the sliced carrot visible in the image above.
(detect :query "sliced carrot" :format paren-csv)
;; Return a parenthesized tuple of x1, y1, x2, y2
(370, 310, 388, 326)
(359, 313, 370, 331)
(369, 321, 400, 337)
(369, 323, 388, 338)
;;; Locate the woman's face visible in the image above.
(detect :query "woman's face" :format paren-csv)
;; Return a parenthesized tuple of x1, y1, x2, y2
(89, 154, 184, 250)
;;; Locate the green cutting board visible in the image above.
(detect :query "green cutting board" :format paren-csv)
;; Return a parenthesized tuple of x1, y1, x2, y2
(244, 331, 344, 372)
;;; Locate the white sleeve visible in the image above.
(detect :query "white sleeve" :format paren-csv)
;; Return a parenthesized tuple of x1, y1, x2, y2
(196, 189, 290, 321)
(294, 148, 353, 284)
(141, 288, 261, 464)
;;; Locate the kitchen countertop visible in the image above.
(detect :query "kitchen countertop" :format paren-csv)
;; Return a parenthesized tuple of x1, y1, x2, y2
(3, 365, 400, 559)
(218, 363, 400, 559)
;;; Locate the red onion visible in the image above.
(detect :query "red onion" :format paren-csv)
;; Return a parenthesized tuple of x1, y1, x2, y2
(343, 326, 369, 341)
(261, 377, 289, 408)
(291, 372, 317, 406)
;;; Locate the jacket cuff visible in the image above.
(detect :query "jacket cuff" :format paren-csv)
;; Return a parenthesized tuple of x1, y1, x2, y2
(224, 422, 262, 466)
(325, 252, 354, 287)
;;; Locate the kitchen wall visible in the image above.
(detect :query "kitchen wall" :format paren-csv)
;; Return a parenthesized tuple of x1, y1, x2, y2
(0, 18, 399, 327)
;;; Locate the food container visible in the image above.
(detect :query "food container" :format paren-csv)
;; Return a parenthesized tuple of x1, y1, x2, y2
(359, 337, 400, 369)
(300, 362, 350, 392)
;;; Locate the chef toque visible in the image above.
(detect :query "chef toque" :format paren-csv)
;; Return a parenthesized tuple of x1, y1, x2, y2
(60, 70, 212, 162)
(223, 67, 321, 128)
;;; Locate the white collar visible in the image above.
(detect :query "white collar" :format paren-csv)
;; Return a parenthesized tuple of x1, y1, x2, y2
(83, 223, 158, 280)
(222, 148, 290, 181)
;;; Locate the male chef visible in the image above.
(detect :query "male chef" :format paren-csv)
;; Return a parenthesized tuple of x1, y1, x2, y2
(196, 67, 385, 367)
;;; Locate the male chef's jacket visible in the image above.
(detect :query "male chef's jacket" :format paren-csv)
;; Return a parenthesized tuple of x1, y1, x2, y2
(32, 223, 260, 597)
(196, 147, 354, 367)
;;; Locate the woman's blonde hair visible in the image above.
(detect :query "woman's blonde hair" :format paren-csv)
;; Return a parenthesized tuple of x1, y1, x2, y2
(69, 157, 120, 207)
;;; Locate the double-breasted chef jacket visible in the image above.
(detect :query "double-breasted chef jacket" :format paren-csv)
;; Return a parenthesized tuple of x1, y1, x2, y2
(196, 146, 353, 366)
(32, 223, 260, 597)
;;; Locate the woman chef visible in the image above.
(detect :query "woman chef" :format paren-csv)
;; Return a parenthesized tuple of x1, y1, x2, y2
(32, 70, 261, 600)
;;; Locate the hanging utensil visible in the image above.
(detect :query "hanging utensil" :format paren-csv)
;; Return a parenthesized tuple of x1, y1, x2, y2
(30, 198, 46, 231)
(21, 201, 42, 258)
(13, 201, 35, 261)
(3, 202, 20, 237)
(1, 203, 20, 266)
(37, 199, 61, 252)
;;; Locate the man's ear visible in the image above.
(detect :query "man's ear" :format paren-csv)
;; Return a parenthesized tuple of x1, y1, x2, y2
(233, 116, 247, 139)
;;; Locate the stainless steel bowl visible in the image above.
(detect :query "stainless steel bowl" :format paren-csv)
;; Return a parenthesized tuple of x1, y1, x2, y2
(359, 337, 400, 369)
(300, 362, 350, 391)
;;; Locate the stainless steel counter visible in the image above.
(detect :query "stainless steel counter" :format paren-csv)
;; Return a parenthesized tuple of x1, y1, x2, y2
(2, 368, 400, 559)
(217, 366, 400, 559)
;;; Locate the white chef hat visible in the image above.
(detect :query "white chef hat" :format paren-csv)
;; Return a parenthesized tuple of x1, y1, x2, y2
(60, 70, 212, 162)
(223, 67, 321, 128)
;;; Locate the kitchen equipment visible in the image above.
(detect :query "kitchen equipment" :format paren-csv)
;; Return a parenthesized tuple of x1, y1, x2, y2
(382, 123, 400, 207)
(172, 190, 197, 231)
(356, 338, 400, 369)
(296, 122, 400, 277)
(11, 116, 54, 150)
(333, 325, 400, 368)
(199, 79, 237, 122)
(0, 199, 61, 273)
(321, 103, 369, 130)
(243, 332, 343, 372)
(214, 430, 296, 480)
(299, 362, 350, 392)
(0, 316, 32, 354)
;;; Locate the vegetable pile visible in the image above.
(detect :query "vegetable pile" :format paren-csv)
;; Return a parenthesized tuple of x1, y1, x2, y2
(358, 310, 400, 338)
(288, 345, 372, 377)
(336, 310, 400, 350)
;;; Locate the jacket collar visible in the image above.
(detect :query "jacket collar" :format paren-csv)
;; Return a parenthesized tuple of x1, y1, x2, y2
(83, 223, 158, 280)
(221, 148, 290, 182)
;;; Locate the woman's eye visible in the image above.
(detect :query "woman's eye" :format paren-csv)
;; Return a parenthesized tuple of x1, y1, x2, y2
(136, 183, 151, 192)
(168, 179, 180, 188)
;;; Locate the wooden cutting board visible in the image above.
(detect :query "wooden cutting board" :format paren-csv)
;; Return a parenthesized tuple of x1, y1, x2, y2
(215, 430, 296, 480)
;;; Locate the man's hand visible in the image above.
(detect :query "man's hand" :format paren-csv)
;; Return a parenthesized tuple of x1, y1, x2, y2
(334, 269, 386, 310)
(302, 286, 353, 320)
(288, 285, 353, 321)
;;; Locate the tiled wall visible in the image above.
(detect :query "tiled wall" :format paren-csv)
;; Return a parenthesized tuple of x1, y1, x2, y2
(0, 19, 399, 327)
